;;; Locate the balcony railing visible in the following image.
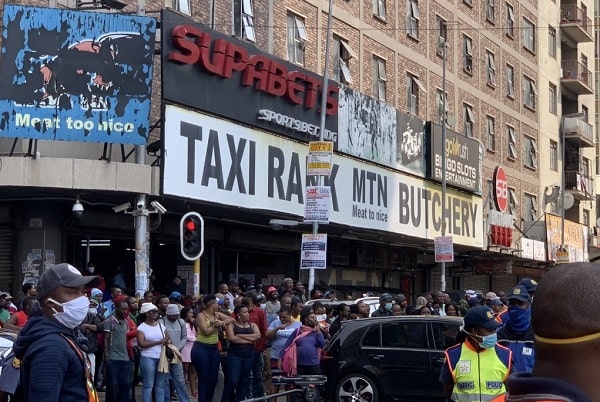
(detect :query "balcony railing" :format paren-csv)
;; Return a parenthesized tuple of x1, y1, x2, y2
(560, 4, 593, 42)
(561, 60, 593, 94)
(562, 117, 594, 147)
(565, 171, 593, 199)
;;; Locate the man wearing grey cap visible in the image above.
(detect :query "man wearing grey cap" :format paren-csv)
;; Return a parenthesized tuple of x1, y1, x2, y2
(159, 304, 189, 402)
(14, 263, 99, 402)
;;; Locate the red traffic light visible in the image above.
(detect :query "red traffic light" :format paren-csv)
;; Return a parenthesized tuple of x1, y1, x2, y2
(184, 219, 196, 231)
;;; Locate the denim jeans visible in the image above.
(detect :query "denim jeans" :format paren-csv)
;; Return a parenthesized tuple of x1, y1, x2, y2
(140, 355, 169, 402)
(163, 362, 190, 402)
(221, 351, 254, 402)
(251, 351, 265, 397)
(191, 342, 221, 402)
(106, 359, 133, 402)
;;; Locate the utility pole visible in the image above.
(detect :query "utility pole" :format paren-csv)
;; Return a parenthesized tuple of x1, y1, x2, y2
(439, 25, 448, 292)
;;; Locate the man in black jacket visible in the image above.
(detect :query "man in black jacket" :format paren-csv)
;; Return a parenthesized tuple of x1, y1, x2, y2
(371, 293, 393, 317)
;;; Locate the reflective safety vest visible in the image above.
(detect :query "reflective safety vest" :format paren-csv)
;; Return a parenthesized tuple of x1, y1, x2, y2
(445, 341, 512, 402)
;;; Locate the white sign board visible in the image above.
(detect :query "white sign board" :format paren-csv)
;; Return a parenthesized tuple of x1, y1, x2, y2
(307, 141, 333, 176)
(301, 234, 327, 269)
(304, 186, 331, 223)
(520, 238, 546, 261)
(163, 106, 484, 248)
(434, 236, 454, 262)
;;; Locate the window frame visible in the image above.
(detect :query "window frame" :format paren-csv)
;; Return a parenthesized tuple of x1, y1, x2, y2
(437, 89, 448, 125)
(507, 125, 517, 159)
(486, 115, 496, 151)
(332, 36, 355, 84)
(463, 103, 475, 138)
(408, 74, 426, 115)
(437, 16, 448, 57)
(523, 76, 537, 110)
(549, 83, 557, 115)
(373, 55, 387, 101)
(550, 140, 558, 171)
(463, 35, 473, 74)
(524, 135, 538, 169)
(523, 17, 535, 53)
(241, 0, 255, 42)
(486, 51, 496, 87)
(506, 3, 514, 37)
(508, 187, 518, 215)
(523, 193, 538, 221)
(506, 64, 515, 98)
(486, 0, 496, 23)
(374, 0, 386, 20)
(407, 0, 420, 39)
(548, 26, 556, 58)
(286, 13, 307, 66)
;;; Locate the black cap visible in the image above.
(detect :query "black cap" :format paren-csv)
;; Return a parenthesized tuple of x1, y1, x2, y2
(464, 305, 499, 331)
(37, 263, 99, 301)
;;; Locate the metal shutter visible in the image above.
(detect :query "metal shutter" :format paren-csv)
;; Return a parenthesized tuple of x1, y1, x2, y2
(492, 275, 517, 295)
(460, 275, 490, 293)
(0, 226, 14, 294)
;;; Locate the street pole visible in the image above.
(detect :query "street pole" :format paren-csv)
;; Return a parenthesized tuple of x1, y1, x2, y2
(440, 30, 448, 292)
(309, 0, 333, 294)
(133, 0, 150, 297)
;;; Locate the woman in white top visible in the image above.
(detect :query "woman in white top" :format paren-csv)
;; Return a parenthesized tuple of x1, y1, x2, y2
(137, 303, 170, 402)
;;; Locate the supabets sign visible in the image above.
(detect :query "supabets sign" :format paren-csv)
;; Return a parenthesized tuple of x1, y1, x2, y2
(161, 9, 338, 147)
(426, 122, 482, 193)
(163, 105, 483, 248)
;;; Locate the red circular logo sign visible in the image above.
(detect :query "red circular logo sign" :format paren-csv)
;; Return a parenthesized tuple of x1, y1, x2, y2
(493, 166, 508, 212)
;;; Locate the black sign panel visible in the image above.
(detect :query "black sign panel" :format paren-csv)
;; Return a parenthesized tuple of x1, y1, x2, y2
(425, 122, 482, 194)
(161, 10, 339, 147)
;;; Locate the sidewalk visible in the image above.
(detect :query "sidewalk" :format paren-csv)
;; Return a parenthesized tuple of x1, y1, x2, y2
(97, 385, 193, 402)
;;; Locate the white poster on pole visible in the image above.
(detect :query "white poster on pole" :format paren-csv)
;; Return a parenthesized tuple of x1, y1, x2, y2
(301, 234, 327, 269)
(304, 186, 331, 223)
(434, 236, 454, 262)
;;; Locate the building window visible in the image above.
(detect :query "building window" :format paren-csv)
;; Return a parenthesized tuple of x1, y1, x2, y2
(172, 0, 191, 15)
(583, 210, 590, 229)
(523, 76, 537, 109)
(407, 0, 419, 39)
(373, 0, 386, 19)
(463, 35, 473, 74)
(463, 103, 475, 138)
(234, 0, 255, 42)
(523, 18, 535, 52)
(523, 193, 538, 221)
(549, 83, 557, 114)
(437, 89, 447, 125)
(487, 180, 495, 210)
(372, 56, 387, 101)
(486, 0, 495, 23)
(506, 64, 515, 98)
(437, 16, 447, 57)
(507, 125, 517, 159)
(487, 116, 496, 151)
(582, 157, 590, 177)
(408, 74, 426, 115)
(524, 135, 538, 169)
(548, 26, 556, 58)
(506, 3, 514, 37)
(582, 105, 589, 121)
(287, 13, 307, 66)
(486, 51, 496, 87)
(332, 36, 355, 84)
(508, 187, 518, 215)
(550, 140, 558, 171)
(463, 0, 472, 6)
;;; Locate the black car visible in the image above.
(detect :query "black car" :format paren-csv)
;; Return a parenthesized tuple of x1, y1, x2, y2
(321, 315, 463, 402)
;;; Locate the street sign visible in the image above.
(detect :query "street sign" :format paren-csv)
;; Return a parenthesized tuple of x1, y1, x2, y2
(493, 166, 508, 213)
(307, 141, 333, 176)
(180, 212, 204, 260)
(434, 236, 454, 262)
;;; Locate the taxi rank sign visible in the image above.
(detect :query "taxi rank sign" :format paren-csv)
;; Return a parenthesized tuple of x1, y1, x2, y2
(425, 122, 482, 194)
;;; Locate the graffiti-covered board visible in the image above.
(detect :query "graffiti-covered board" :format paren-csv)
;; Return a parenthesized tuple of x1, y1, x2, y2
(0, 5, 156, 145)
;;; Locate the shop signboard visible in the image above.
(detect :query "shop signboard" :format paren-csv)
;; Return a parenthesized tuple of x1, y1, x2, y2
(0, 5, 156, 145)
(545, 213, 588, 262)
(162, 105, 484, 248)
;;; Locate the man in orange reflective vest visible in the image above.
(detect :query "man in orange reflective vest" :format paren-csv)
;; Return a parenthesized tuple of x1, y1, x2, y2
(440, 306, 512, 401)
(491, 263, 599, 402)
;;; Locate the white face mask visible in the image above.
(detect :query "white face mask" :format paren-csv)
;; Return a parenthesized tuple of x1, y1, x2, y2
(316, 314, 327, 322)
(87, 267, 95, 273)
(88, 307, 97, 315)
(260, 303, 267, 310)
(48, 296, 90, 329)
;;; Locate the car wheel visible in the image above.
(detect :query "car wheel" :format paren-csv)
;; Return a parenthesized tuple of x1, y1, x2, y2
(335, 373, 379, 402)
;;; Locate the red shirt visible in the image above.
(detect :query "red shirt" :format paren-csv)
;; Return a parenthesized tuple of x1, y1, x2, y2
(14, 310, 28, 327)
(247, 307, 268, 352)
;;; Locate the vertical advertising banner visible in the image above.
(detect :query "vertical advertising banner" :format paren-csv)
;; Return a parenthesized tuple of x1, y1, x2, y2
(301, 234, 328, 269)
(0, 5, 156, 145)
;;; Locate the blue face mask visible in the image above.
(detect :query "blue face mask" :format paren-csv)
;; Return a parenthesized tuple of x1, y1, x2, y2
(472, 332, 497, 349)
(508, 305, 531, 332)
(385, 302, 393, 311)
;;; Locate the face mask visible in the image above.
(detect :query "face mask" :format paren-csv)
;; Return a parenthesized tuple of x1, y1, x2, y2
(508, 305, 531, 332)
(87, 267, 95, 273)
(385, 303, 393, 311)
(88, 308, 97, 315)
(315, 314, 327, 322)
(471, 332, 497, 349)
(48, 296, 90, 329)
(260, 303, 267, 310)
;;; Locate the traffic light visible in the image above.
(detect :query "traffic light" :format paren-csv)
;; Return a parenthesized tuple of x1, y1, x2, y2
(180, 212, 204, 261)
